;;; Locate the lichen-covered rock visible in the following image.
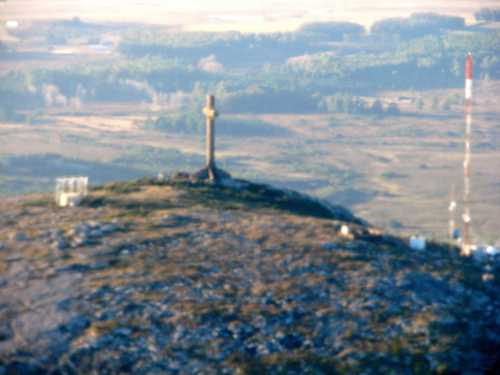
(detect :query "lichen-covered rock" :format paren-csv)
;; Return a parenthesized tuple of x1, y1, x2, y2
(8, 232, 28, 242)
(0, 177, 498, 374)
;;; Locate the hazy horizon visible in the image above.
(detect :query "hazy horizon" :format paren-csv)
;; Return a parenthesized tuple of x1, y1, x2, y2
(2, 0, 499, 31)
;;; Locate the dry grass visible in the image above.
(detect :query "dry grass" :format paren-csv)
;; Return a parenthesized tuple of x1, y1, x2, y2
(2, 82, 500, 243)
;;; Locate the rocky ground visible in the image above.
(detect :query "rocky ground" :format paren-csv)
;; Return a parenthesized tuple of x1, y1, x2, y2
(0, 176, 499, 374)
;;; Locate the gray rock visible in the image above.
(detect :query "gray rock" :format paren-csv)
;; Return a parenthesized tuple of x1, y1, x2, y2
(160, 215, 194, 228)
(0, 323, 13, 342)
(9, 231, 28, 242)
(89, 229, 103, 238)
(52, 239, 69, 251)
(482, 273, 494, 282)
(60, 315, 91, 337)
(321, 242, 338, 251)
(0, 242, 4, 251)
(113, 328, 132, 337)
(49, 229, 64, 240)
(66, 229, 78, 237)
(172, 325, 187, 343)
(87, 221, 101, 229)
(4, 255, 22, 262)
(72, 236, 89, 248)
(101, 224, 118, 234)
(57, 263, 91, 273)
(257, 343, 270, 355)
(74, 223, 91, 234)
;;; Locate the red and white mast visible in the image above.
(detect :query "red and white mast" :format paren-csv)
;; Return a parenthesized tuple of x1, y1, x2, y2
(465, 53, 473, 102)
(462, 53, 473, 256)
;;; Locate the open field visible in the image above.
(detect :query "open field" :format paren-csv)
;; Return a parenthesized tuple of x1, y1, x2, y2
(1, 83, 499, 245)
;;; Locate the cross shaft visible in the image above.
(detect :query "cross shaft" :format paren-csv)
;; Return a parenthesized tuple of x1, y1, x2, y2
(203, 95, 219, 172)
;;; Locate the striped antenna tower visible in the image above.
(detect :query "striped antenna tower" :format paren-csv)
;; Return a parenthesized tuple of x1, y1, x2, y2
(461, 53, 473, 256)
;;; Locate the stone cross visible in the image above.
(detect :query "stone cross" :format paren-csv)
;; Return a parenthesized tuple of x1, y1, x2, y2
(203, 95, 219, 176)
(194, 94, 230, 182)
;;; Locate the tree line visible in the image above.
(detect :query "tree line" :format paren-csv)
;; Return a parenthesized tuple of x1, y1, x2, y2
(1, 14, 499, 121)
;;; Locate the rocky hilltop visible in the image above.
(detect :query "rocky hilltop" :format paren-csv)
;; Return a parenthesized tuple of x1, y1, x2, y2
(0, 176, 499, 374)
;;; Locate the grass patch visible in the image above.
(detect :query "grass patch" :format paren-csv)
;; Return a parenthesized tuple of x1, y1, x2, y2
(21, 197, 53, 208)
(177, 180, 362, 223)
(85, 176, 361, 223)
(93, 178, 155, 194)
(81, 195, 177, 214)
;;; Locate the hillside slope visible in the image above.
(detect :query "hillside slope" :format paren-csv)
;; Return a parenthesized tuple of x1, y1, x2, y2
(0, 176, 499, 374)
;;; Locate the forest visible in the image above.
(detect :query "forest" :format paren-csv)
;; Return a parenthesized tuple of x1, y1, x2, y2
(1, 12, 500, 123)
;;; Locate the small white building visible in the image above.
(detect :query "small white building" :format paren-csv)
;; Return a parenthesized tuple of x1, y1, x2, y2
(409, 235, 426, 251)
(55, 177, 88, 207)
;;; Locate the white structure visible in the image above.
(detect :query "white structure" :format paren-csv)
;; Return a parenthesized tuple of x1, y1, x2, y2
(472, 245, 500, 261)
(55, 177, 88, 207)
(409, 236, 426, 251)
(485, 246, 500, 256)
(340, 225, 350, 237)
(157, 172, 166, 182)
(5, 20, 19, 29)
(448, 185, 457, 240)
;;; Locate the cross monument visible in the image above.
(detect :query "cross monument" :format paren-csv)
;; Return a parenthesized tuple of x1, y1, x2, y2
(194, 95, 231, 182)
(203, 95, 218, 174)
